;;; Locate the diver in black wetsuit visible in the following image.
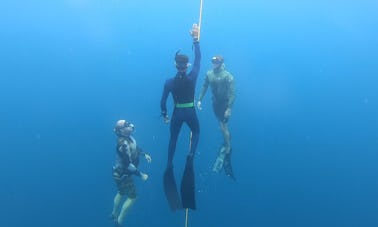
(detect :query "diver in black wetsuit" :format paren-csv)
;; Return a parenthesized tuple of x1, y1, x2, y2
(160, 24, 201, 211)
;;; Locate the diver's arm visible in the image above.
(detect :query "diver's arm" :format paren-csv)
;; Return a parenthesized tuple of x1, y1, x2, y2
(138, 147, 152, 163)
(198, 74, 209, 102)
(127, 152, 149, 180)
(191, 41, 201, 79)
(191, 23, 201, 74)
(121, 154, 142, 177)
(127, 163, 142, 177)
(227, 74, 235, 108)
(160, 81, 170, 118)
(127, 163, 148, 180)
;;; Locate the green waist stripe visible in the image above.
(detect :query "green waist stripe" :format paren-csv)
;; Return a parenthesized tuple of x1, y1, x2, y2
(175, 102, 194, 108)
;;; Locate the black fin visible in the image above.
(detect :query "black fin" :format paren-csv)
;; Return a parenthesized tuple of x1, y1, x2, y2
(181, 155, 196, 210)
(163, 166, 182, 211)
(223, 150, 236, 181)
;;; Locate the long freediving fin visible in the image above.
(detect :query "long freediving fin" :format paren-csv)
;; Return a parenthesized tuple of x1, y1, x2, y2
(163, 166, 182, 211)
(223, 149, 236, 180)
(181, 155, 196, 210)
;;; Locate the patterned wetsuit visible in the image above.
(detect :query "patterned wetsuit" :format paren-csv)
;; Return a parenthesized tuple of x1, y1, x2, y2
(113, 136, 145, 198)
(198, 65, 235, 122)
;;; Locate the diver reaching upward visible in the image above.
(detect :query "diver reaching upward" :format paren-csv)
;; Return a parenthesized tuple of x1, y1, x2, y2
(160, 23, 201, 210)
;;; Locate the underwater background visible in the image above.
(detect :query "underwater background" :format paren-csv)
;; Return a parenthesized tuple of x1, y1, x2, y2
(0, 0, 377, 226)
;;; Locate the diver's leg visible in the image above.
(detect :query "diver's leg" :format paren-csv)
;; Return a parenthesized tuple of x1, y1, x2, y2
(111, 169, 126, 219)
(181, 109, 199, 210)
(165, 111, 183, 210)
(220, 119, 235, 180)
(168, 111, 184, 167)
(111, 192, 124, 219)
(212, 100, 231, 153)
(117, 198, 136, 225)
(220, 121, 231, 153)
(186, 109, 200, 157)
(116, 177, 137, 225)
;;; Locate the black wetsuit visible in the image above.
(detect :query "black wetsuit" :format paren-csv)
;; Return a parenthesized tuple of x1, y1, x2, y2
(160, 41, 201, 167)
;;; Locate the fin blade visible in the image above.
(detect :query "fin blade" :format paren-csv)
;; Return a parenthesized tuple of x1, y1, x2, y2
(163, 167, 182, 211)
(224, 150, 236, 180)
(181, 156, 196, 210)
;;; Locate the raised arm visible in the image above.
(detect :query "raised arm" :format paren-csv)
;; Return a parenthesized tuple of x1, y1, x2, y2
(191, 41, 201, 78)
(189, 23, 201, 79)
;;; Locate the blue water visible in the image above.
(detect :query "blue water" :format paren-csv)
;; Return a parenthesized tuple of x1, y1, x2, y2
(1, 0, 377, 226)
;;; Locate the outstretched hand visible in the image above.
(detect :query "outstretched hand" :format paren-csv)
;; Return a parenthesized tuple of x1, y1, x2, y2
(196, 101, 202, 110)
(163, 115, 170, 124)
(144, 154, 152, 163)
(224, 108, 232, 118)
(190, 23, 199, 40)
(161, 112, 170, 124)
(141, 173, 149, 181)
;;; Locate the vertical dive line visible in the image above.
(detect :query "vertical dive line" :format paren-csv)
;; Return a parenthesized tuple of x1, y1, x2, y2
(185, 131, 193, 227)
(198, 0, 203, 41)
(185, 208, 189, 227)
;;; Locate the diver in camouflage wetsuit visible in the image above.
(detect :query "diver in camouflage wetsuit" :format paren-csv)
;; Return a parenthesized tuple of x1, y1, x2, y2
(197, 55, 236, 180)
